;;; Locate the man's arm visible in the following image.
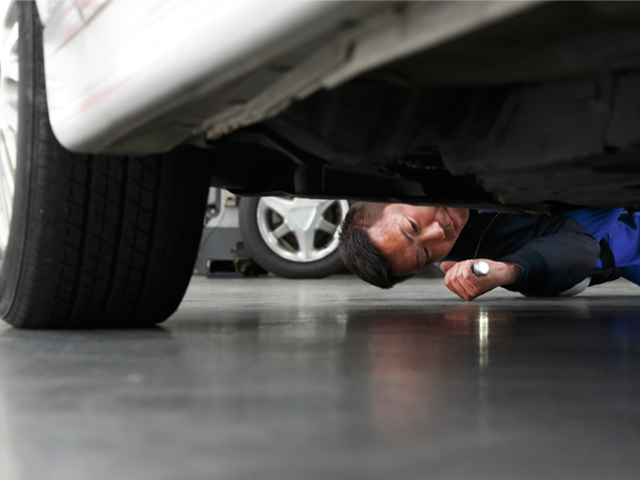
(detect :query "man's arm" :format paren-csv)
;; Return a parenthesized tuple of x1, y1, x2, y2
(497, 231, 600, 296)
(442, 213, 601, 300)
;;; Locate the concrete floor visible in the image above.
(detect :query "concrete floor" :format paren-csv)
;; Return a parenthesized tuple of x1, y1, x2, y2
(0, 274, 639, 479)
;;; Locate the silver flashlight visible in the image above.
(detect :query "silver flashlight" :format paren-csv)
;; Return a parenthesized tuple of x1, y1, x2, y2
(472, 260, 490, 277)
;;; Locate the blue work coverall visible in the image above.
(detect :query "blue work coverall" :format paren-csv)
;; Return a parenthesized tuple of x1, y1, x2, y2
(566, 208, 640, 287)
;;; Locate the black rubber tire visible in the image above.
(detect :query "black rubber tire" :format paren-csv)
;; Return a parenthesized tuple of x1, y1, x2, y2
(238, 196, 346, 279)
(0, 2, 210, 329)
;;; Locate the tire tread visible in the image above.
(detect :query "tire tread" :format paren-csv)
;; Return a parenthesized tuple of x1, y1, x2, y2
(0, 2, 210, 328)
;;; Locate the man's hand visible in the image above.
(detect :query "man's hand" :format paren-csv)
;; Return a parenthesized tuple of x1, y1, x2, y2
(439, 259, 521, 301)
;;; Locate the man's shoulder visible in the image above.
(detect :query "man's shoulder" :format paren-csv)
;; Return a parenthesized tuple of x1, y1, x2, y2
(448, 210, 591, 261)
(464, 210, 588, 234)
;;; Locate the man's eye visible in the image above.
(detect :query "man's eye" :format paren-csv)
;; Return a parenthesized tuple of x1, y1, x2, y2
(410, 221, 418, 233)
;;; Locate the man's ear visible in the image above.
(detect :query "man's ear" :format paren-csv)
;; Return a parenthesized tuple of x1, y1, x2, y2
(439, 261, 456, 272)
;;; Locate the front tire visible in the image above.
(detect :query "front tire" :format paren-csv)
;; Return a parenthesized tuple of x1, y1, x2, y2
(0, 1, 210, 328)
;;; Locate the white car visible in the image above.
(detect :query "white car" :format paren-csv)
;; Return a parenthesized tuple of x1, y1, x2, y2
(1, 0, 639, 328)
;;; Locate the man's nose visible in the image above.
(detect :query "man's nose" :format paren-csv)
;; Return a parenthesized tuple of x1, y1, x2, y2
(420, 222, 445, 241)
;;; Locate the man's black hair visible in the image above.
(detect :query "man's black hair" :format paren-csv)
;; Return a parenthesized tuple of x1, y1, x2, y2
(339, 202, 412, 289)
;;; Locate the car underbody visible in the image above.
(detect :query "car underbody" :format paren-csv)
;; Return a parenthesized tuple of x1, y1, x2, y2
(204, 1, 640, 214)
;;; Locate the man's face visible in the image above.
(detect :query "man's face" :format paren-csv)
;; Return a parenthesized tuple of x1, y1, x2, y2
(368, 204, 470, 277)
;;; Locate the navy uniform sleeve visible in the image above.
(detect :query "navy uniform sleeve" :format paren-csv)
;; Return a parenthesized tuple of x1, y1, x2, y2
(499, 228, 600, 296)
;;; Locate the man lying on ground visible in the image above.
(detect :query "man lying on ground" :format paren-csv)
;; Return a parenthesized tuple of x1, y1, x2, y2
(338, 204, 640, 300)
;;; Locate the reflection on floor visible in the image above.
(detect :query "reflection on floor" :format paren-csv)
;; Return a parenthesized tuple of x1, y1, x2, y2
(0, 275, 639, 479)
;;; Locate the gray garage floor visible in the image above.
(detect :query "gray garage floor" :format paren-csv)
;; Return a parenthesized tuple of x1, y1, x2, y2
(0, 274, 639, 480)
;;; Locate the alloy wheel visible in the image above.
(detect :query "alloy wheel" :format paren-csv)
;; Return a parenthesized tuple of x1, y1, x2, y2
(256, 197, 349, 263)
(0, 0, 18, 255)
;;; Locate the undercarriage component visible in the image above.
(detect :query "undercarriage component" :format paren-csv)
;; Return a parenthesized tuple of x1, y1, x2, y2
(441, 75, 640, 209)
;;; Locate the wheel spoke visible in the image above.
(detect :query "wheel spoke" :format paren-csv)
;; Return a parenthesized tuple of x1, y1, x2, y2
(302, 200, 328, 228)
(2, 61, 18, 83)
(272, 223, 290, 239)
(1, 22, 18, 65)
(1, 55, 18, 83)
(4, 103, 18, 134)
(0, 164, 12, 233)
(1, 124, 17, 171)
(294, 228, 317, 261)
(317, 218, 337, 235)
(317, 199, 335, 213)
(1, 184, 11, 222)
(0, 138, 13, 195)
(260, 196, 295, 220)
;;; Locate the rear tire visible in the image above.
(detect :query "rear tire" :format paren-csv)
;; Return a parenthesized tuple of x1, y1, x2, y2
(238, 196, 348, 278)
(0, 2, 210, 328)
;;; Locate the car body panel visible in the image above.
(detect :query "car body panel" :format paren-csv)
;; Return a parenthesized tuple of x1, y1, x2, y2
(40, 0, 375, 153)
(38, 0, 538, 154)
